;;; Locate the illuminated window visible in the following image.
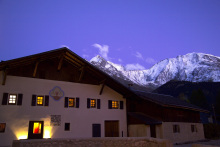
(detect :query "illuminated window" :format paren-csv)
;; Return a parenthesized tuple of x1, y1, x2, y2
(37, 96, 44, 106)
(8, 94, 17, 105)
(173, 125, 180, 133)
(112, 101, 119, 109)
(65, 97, 79, 108)
(90, 99, 96, 108)
(69, 98, 75, 107)
(0, 123, 6, 133)
(33, 122, 42, 134)
(87, 98, 100, 109)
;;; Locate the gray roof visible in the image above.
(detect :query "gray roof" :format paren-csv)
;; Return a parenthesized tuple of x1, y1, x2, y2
(134, 91, 208, 112)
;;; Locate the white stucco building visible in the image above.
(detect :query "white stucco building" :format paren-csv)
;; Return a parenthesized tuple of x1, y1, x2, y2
(0, 48, 131, 146)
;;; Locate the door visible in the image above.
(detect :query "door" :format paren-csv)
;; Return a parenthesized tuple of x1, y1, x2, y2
(105, 121, 119, 137)
(28, 121, 44, 139)
(92, 124, 101, 137)
(150, 125, 156, 138)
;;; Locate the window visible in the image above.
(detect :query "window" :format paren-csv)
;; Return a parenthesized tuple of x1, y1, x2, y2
(31, 95, 49, 106)
(65, 97, 79, 108)
(112, 101, 118, 109)
(2, 93, 23, 105)
(108, 100, 124, 109)
(90, 99, 96, 108)
(33, 122, 42, 134)
(69, 98, 75, 107)
(65, 123, 70, 131)
(0, 123, 6, 133)
(37, 96, 44, 106)
(173, 125, 180, 133)
(87, 98, 100, 109)
(8, 94, 17, 105)
(191, 125, 197, 132)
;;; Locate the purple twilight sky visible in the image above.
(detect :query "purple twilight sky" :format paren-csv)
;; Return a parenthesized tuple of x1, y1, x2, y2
(0, 0, 220, 70)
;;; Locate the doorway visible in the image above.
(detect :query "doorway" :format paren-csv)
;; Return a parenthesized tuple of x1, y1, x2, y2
(105, 121, 119, 137)
(92, 124, 101, 137)
(28, 121, 44, 139)
(150, 125, 156, 138)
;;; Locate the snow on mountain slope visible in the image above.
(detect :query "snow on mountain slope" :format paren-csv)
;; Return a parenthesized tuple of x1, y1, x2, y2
(90, 53, 220, 89)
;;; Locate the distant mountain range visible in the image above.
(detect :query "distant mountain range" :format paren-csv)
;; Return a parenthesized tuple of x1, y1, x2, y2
(90, 52, 220, 91)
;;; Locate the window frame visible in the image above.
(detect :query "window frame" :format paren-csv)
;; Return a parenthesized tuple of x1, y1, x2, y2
(8, 94, 17, 105)
(173, 124, 180, 133)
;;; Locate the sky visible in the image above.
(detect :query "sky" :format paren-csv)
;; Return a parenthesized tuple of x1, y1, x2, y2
(0, 0, 220, 70)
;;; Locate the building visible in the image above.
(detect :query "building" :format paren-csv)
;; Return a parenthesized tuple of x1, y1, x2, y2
(0, 48, 133, 146)
(127, 91, 208, 143)
(0, 48, 207, 146)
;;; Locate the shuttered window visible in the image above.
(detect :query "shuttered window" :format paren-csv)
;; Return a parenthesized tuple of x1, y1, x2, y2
(31, 95, 49, 106)
(87, 98, 100, 109)
(108, 100, 124, 109)
(65, 97, 79, 108)
(1, 93, 23, 106)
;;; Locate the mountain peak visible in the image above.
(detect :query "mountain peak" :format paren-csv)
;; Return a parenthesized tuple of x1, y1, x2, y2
(90, 52, 220, 91)
(90, 55, 106, 63)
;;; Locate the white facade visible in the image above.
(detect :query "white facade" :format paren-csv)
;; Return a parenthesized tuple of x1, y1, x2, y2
(128, 122, 205, 144)
(0, 73, 127, 146)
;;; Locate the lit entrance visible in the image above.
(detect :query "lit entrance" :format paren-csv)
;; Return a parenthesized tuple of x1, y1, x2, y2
(28, 121, 44, 139)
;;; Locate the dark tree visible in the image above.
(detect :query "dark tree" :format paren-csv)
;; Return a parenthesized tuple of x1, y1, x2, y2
(215, 89, 220, 115)
(190, 89, 208, 109)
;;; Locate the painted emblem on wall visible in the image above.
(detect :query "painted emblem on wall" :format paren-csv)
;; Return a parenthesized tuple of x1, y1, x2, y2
(49, 86, 64, 101)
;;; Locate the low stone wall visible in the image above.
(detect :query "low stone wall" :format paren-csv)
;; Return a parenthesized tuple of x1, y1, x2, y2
(12, 137, 173, 147)
(192, 144, 220, 147)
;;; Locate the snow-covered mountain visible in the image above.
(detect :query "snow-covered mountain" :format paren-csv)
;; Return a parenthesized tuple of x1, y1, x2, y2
(90, 53, 220, 90)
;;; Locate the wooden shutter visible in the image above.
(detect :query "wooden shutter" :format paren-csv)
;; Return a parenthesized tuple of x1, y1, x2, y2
(120, 101, 124, 109)
(64, 97, 68, 108)
(45, 95, 49, 106)
(2, 93, 8, 105)
(76, 97, 79, 108)
(108, 100, 112, 109)
(97, 99, 100, 109)
(17, 94, 23, 105)
(87, 98, 90, 108)
(31, 95, 36, 106)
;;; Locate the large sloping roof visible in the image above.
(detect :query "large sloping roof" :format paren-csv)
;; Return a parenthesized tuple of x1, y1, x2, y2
(0, 47, 134, 98)
(134, 91, 208, 112)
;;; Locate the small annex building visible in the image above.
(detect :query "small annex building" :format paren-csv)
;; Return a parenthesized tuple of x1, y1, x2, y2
(127, 91, 208, 144)
(0, 48, 134, 146)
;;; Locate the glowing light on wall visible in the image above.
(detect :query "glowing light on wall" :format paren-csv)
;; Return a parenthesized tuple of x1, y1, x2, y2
(43, 126, 52, 138)
(14, 128, 28, 140)
(18, 135, 28, 140)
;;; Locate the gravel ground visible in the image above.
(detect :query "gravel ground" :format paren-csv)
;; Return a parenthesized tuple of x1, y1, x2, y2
(174, 139, 220, 147)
